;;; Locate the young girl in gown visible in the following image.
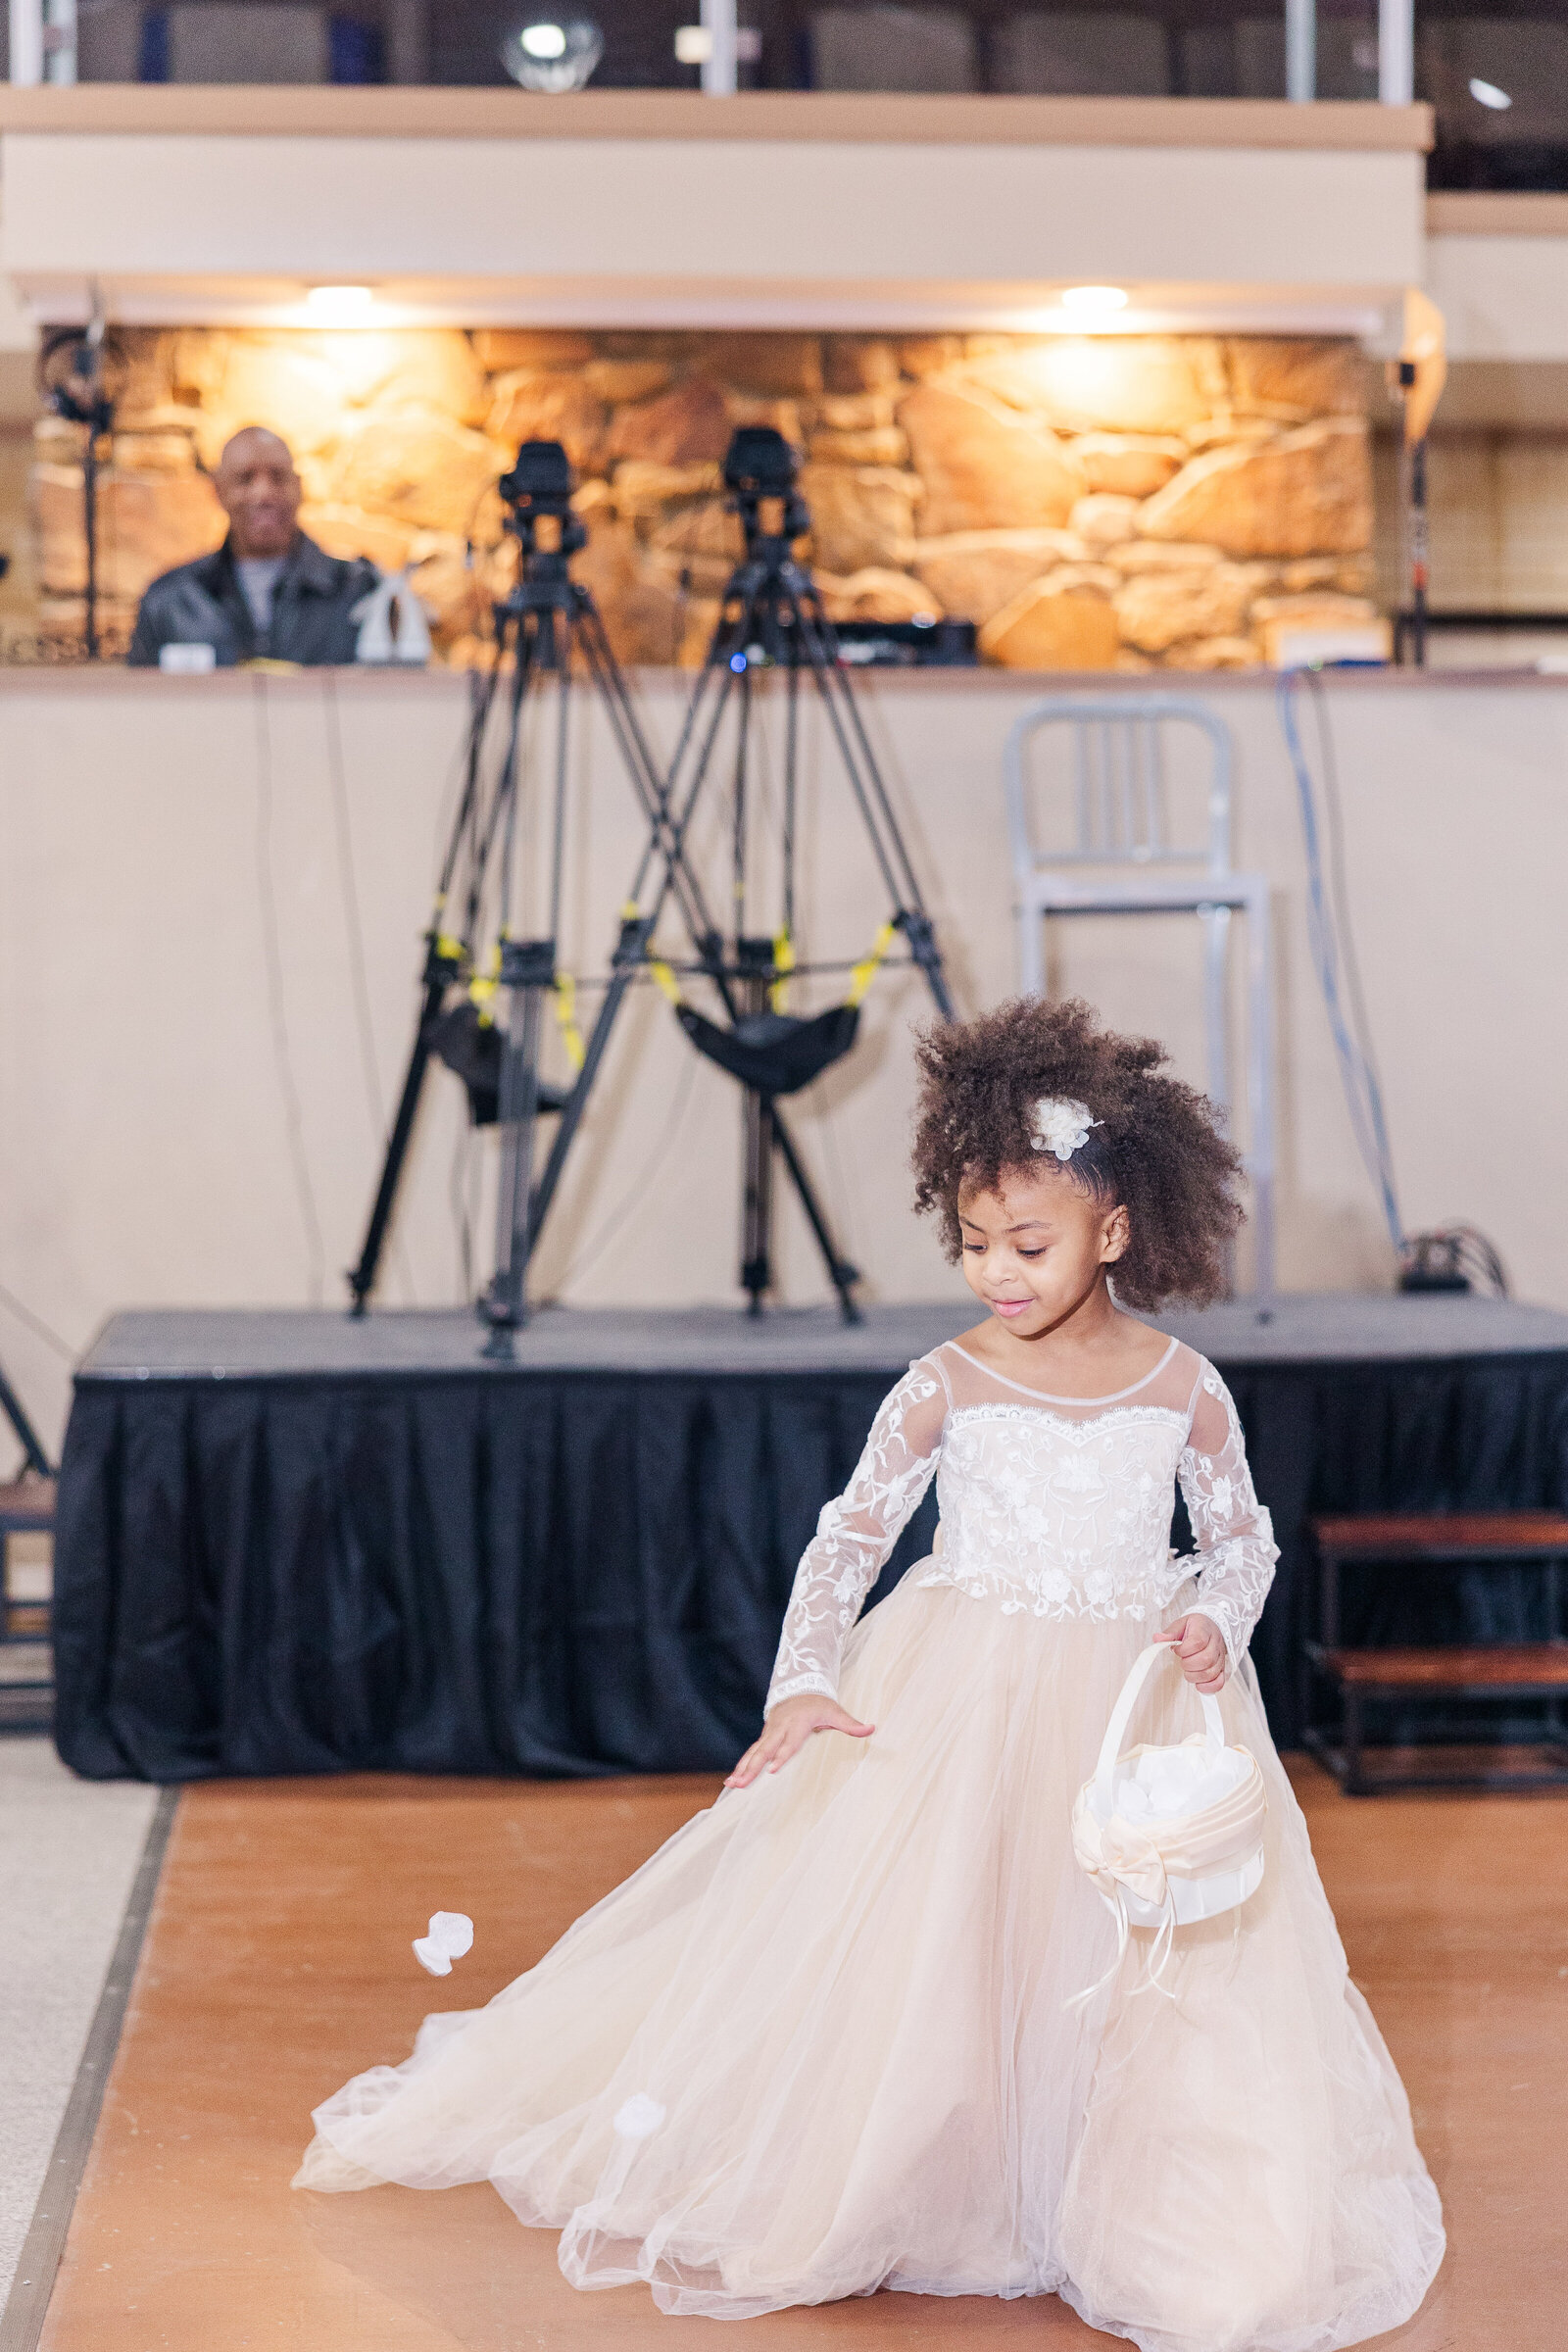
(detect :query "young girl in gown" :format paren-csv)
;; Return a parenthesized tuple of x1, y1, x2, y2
(297, 998, 1444, 2351)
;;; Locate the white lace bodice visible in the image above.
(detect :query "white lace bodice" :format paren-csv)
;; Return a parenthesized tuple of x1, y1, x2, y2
(765, 1334, 1277, 1712)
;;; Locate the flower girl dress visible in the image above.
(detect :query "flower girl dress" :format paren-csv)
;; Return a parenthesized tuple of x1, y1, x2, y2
(297, 1336, 1444, 2352)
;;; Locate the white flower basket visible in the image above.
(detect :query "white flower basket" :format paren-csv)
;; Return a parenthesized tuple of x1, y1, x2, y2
(1067, 1643, 1266, 2003)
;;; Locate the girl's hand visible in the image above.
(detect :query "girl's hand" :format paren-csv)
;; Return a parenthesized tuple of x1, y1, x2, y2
(1154, 1611, 1228, 1694)
(725, 1694, 874, 1789)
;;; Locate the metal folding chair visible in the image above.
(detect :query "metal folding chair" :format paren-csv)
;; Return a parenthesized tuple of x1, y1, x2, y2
(1004, 693, 1276, 1295)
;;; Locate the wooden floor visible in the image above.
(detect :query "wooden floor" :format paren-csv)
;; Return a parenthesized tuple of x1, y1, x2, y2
(35, 1762, 1568, 2352)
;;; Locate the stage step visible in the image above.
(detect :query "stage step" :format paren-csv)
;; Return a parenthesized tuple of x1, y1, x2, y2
(1316, 1642, 1568, 1690)
(1307, 1511, 1568, 1794)
(1303, 1738, 1568, 1794)
(1312, 1510, 1568, 1558)
(1, 1474, 56, 1731)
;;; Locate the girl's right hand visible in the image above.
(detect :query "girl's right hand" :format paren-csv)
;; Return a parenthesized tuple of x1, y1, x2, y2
(725, 1694, 874, 1789)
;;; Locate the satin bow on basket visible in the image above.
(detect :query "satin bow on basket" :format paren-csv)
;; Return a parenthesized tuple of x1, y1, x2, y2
(413, 1911, 474, 1975)
(1071, 1811, 1171, 1912)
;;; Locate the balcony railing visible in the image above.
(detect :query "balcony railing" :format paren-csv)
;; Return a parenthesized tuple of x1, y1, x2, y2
(7, 1, 1559, 188)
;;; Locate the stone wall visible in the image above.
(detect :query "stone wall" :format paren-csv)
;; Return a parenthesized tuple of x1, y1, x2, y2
(30, 324, 1377, 665)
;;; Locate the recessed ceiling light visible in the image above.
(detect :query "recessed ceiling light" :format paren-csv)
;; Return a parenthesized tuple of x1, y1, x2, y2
(305, 284, 374, 321)
(501, 17, 603, 87)
(1468, 76, 1512, 110)
(1060, 285, 1129, 315)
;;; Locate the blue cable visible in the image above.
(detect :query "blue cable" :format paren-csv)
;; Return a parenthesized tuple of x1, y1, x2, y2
(1276, 673, 1404, 1250)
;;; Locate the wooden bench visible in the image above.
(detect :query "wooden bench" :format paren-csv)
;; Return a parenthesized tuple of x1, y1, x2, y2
(0, 1474, 56, 1730)
(1304, 1511, 1568, 1793)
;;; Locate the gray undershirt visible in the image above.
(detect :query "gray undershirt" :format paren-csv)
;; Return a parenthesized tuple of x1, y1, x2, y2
(235, 557, 286, 637)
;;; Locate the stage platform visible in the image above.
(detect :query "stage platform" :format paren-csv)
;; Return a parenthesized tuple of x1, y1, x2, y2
(53, 1295, 1568, 1781)
(12, 1762, 1564, 2352)
(70, 1291, 1568, 1376)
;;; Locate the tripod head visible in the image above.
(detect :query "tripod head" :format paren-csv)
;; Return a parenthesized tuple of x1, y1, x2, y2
(498, 439, 587, 570)
(724, 426, 809, 558)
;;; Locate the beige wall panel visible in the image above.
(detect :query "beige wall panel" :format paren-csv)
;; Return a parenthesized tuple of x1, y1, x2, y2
(1427, 233, 1568, 363)
(1, 668, 1562, 1454)
(0, 134, 1424, 319)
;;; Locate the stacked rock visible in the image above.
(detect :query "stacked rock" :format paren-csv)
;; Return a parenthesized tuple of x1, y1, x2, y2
(29, 324, 1377, 669)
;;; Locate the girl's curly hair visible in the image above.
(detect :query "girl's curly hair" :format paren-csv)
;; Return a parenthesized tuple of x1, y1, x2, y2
(910, 997, 1244, 1308)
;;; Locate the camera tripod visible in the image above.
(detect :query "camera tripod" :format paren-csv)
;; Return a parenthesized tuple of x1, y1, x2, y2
(349, 430, 954, 1348)
(348, 439, 669, 1329)
(631, 426, 956, 1318)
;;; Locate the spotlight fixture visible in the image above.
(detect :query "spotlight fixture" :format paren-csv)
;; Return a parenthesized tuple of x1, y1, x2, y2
(1060, 285, 1129, 316)
(305, 284, 374, 322)
(1468, 76, 1511, 109)
(501, 18, 603, 88)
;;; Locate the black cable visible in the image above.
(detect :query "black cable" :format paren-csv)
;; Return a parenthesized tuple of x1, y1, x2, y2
(1305, 671, 1390, 1119)
(253, 677, 327, 1305)
(1277, 673, 1402, 1246)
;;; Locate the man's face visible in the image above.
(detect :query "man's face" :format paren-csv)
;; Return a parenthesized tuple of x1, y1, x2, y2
(216, 431, 301, 559)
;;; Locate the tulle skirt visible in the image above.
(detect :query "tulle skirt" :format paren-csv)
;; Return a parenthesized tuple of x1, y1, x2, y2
(295, 1571, 1444, 2349)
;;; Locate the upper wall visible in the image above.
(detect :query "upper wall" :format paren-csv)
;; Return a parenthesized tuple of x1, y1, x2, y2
(0, 91, 1429, 333)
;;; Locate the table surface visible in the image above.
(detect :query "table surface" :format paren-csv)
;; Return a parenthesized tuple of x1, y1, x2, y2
(74, 1293, 1568, 1383)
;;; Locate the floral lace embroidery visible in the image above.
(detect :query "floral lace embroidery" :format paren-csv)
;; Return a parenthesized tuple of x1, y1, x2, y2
(765, 1363, 944, 1708)
(763, 1351, 1278, 1711)
(1175, 1368, 1278, 1669)
(914, 1405, 1188, 1627)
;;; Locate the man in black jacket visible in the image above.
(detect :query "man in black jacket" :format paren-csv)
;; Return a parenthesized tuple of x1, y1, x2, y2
(127, 425, 379, 667)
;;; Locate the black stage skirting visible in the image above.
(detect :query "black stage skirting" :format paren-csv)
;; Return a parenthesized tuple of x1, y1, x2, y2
(54, 1296, 1568, 1781)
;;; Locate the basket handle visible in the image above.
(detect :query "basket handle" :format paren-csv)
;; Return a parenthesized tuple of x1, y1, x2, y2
(1093, 1642, 1224, 1811)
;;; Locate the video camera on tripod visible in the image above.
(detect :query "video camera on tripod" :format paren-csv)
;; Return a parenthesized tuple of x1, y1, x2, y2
(349, 426, 955, 1354)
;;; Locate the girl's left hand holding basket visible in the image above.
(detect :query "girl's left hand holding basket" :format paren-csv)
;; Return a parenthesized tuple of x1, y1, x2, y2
(1153, 1611, 1227, 1693)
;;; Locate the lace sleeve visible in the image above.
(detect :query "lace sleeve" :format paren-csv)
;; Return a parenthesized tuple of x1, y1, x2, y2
(1176, 1362, 1278, 1671)
(765, 1358, 948, 1712)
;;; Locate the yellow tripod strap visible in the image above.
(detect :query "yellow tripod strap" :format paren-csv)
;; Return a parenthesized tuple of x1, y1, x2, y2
(554, 972, 586, 1072)
(468, 944, 501, 1025)
(847, 919, 899, 1008)
(769, 929, 796, 1012)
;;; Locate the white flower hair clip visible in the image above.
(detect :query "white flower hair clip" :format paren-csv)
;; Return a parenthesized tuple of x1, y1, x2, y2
(413, 1911, 474, 1976)
(1029, 1097, 1101, 1162)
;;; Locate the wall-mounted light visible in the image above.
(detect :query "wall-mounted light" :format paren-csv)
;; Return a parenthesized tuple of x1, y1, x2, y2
(1468, 76, 1511, 110)
(305, 284, 374, 322)
(1060, 285, 1129, 317)
(674, 24, 761, 63)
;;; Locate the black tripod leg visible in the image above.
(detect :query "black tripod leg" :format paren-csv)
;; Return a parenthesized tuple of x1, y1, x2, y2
(526, 924, 652, 1245)
(768, 1108, 862, 1325)
(898, 908, 956, 1022)
(792, 591, 957, 1023)
(484, 980, 547, 1351)
(741, 1088, 774, 1315)
(347, 969, 444, 1313)
(0, 1362, 53, 1479)
(348, 649, 504, 1314)
(519, 631, 749, 1267)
